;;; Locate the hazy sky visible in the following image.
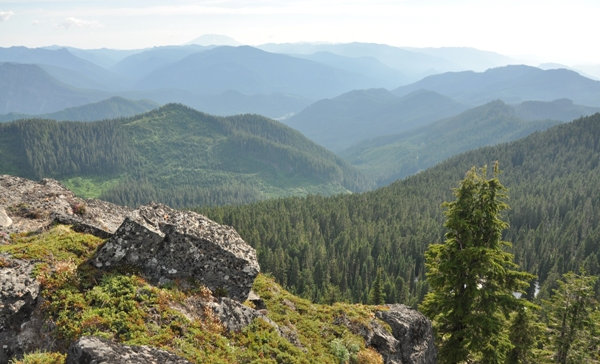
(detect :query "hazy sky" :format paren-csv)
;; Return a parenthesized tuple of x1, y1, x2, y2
(0, 0, 598, 65)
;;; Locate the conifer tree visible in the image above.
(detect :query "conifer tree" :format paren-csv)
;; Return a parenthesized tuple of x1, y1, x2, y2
(420, 163, 534, 364)
(506, 305, 543, 364)
(543, 270, 598, 364)
(368, 268, 385, 305)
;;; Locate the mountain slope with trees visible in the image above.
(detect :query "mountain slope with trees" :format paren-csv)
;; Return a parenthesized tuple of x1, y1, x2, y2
(341, 100, 559, 185)
(201, 113, 600, 308)
(0, 104, 371, 207)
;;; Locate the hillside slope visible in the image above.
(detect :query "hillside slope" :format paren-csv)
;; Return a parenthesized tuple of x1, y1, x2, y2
(0, 104, 372, 207)
(202, 113, 600, 306)
(341, 100, 559, 185)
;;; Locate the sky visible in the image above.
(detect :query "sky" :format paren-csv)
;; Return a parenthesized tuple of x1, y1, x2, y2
(0, 0, 599, 65)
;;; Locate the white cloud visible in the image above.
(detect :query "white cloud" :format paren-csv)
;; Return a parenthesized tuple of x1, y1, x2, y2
(0, 10, 14, 21)
(59, 16, 102, 29)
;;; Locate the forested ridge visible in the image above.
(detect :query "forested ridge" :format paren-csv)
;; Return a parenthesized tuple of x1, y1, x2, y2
(0, 104, 372, 207)
(342, 100, 560, 185)
(201, 113, 600, 306)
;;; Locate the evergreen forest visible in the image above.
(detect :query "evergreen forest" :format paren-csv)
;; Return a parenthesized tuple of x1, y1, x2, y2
(201, 113, 600, 307)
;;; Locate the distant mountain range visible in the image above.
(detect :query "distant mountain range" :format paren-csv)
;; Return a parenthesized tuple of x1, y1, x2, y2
(285, 88, 467, 152)
(0, 96, 159, 122)
(0, 42, 523, 117)
(394, 65, 600, 106)
(259, 43, 514, 81)
(341, 100, 562, 185)
(133, 45, 381, 99)
(3, 43, 600, 119)
(0, 104, 372, 207)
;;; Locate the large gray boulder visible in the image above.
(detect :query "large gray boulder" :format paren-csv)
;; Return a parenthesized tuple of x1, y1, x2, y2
(66, 336, 191, 364)
(91, 203, 259, 302)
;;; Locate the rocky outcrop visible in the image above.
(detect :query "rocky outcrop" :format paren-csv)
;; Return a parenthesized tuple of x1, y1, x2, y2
(369, 304, 436, 364)
(0, 175, 437, 363)
(0, 175, 131, 238)
(66, 336, 192, 364)
(336, 304, 436, 364)
(91, 203, 259, 302)
(0, 255, 44, 363)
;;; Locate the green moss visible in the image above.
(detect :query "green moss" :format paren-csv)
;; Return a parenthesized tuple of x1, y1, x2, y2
(10, 351, 66, 364)
(251, 274, 382, 364)
(0, 224, 103, 264)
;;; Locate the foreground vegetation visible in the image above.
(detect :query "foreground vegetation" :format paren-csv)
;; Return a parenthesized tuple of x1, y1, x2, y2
(2, 225, 384, 364)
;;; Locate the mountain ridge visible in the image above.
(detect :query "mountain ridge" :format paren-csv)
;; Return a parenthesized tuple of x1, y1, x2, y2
(0, 103, 372, 207)
(341, 100, 561, 185)
(394, 65, 600, 106)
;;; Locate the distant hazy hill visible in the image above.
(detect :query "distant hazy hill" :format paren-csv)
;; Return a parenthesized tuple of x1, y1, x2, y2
(513, 98, 600, 121)
(394, 65, 600, 106)
(111, 45, 209, 83)
(0, 97, 159, 122)
(285, 89, 467, 151)
(341, 100, 559, 185)
(135, 46, 379, 99)
(0, 63, 106, 114)
(260, 42, 514, 82)
(296, 51, 408, 88)
(0, 104, 371, 207)
(0, 46, 122, 90)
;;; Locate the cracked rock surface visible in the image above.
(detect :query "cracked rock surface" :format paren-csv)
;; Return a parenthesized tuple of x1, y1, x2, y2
(92, 203, 259, 302)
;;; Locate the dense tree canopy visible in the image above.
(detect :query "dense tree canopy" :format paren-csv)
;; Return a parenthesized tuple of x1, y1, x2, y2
(201, 113, 600, 306)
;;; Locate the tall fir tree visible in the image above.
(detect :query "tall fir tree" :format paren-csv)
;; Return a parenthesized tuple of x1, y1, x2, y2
(420, 163, 534, 364)
(368, 268, 385, 305)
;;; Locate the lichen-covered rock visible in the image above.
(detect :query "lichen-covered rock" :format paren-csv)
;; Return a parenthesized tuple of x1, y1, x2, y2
(66, 336, 192, 364)
(209, 297, 277, 333)
(0, 175, 131, 238)
(0, 255, 42, 362)
(370, 304, 436, 364)
(92, 203, 260, 302)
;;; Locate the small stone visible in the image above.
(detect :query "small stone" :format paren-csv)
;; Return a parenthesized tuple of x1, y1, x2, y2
(0, 207, 12, 227)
